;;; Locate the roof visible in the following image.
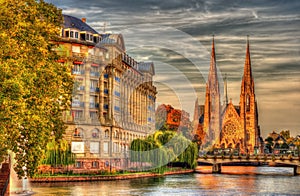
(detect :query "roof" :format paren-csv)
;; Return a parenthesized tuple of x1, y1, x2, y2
(63, 15, 98, 34)
(138, 62, 155, 75)
(99, 33, 126, 51)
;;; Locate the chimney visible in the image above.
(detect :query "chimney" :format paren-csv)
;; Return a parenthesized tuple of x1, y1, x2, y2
(81, 18, 86, 23)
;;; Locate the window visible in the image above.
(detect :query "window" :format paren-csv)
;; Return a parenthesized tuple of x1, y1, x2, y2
(70, 31, 74, 38)
(75, 161, 82, 168)
(90, 111, 98, 120)
(103, 142, 109, 153)
(104, 129, 109, 138)
(91, 129, 99, 138)
(75, 32, 78, 38)
(80, 33, 86, 41)
(90, 80, 98, 92)
(113, 142, 119, 153)
(92, 161, 99, 168)
(73, 64, 83, 73)
(90, 142, 100, 153)
(114, 130, 119, 139)
(90, 96, 97, 108)
(93, 36, 98, 43)
(73, 110, 83, 120)
(65, 30, 69, 37)
(87, 34, 90, 41)
(73, 128, 84, 137)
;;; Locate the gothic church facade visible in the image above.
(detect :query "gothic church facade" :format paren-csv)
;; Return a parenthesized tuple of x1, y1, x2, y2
(194, 37, 263, 154)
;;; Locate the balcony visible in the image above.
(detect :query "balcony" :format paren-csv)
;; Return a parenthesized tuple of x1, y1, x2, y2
(90, 102, 99, 108)
(72, 69, 85, 75)
(90, 87, 100, 93)
(72, 101, 85, 107)
(90, 71, 100, 77)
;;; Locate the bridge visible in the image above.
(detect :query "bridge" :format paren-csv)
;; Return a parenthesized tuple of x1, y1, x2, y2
(197, 155, 300, 175)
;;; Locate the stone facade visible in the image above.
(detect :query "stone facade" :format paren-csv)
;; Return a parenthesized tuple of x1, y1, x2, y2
(194, 37, 263, 154)
(56, 15, 157, 172)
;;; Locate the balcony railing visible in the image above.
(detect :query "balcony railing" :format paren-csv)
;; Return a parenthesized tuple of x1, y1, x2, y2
(72, 101, 85, 107)
(72, 69, 85, 75)
(90, 87, 100, 92)
(90, 103, 99, 108)
(90, 71, 100, 77)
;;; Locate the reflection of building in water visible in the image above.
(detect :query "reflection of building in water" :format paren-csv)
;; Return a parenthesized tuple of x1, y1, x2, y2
(193, 37, 263, 154)
(56, 15, 156, 172)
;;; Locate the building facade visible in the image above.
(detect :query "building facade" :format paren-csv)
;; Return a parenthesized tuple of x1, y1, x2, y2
(57, 15, 156, 172)
(194, 37, 263, 154)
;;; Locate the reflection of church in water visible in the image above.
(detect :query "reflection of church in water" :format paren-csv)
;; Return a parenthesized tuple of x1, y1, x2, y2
(194, 36, 263, 154)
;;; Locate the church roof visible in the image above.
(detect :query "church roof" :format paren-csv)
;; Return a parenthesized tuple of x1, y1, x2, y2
(63, 15, 98, 34)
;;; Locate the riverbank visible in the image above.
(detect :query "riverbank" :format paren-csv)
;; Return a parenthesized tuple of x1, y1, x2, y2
(30, 169, 194, 183)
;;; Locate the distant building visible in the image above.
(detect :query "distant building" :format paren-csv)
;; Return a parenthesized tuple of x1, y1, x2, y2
(56, 15, 157, 172)
(193, 36, 263, 154)
(155, 104, 191, 132)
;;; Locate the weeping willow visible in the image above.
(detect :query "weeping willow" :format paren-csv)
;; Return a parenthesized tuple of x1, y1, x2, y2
(130, 130, 199, 172)
(42, 139, 75, 167)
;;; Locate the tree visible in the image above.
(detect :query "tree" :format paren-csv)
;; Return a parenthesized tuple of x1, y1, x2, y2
(0, 0, 73, 178)
(41, 139, 75, 169)
(130, 130, 198, 172)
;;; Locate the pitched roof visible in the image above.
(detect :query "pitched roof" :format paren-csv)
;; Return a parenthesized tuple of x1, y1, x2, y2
(63, 15, 98, 34)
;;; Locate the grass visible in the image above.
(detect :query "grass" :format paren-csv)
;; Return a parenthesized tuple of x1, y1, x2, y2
(33, 167, 191, 178)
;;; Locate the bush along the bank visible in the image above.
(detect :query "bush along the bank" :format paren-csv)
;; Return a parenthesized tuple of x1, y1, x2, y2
(130, 130, 198, 173)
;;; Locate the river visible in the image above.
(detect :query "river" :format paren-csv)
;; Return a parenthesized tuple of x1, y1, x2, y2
(11, 166, 300, 195)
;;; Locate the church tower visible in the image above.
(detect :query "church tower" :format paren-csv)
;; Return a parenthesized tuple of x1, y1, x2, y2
(239, 36, 259, 153)
(203, 36, 221, 145)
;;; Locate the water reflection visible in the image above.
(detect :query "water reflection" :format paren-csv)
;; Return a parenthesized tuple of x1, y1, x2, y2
(16, 167, 300, 195)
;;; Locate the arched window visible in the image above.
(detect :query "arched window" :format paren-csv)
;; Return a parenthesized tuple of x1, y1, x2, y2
(104, 129, 109, 138)
(74, 128, 84, 138)
(92, 129, 99, 138)
(114, 130, 119, 139)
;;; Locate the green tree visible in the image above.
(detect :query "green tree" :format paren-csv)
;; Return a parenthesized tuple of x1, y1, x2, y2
(42, 139, 75, 168)
(0, 0, 73, 178)
(130, 130, 198, 172)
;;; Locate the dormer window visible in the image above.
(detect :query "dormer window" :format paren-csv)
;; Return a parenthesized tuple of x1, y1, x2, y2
(65, 30, 69, 38)
(90, 35, 93, 41)
(80, 32, 86, 41)
(70, 31, 74, 38)
(93, 36, 98, 43)
(87, 34, 90, 41)
(75, 32, 78, 39)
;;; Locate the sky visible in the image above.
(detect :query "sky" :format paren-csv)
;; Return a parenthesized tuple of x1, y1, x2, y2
(47, 0, 300, 137)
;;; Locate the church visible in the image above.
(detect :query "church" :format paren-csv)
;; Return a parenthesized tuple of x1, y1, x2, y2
(193, 36, 263, 154)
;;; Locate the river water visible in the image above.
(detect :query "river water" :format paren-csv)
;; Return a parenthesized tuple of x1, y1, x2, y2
(11, 166, 300, 195)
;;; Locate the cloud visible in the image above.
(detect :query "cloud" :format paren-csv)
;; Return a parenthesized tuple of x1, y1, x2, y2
(46, 0, 300, 135)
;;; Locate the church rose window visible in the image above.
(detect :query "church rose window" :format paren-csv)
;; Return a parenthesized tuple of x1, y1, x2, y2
(223, 123, 238, 136)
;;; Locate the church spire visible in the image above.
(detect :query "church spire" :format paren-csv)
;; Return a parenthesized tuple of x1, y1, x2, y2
(243, 35, 254, 93)
(208, 35, 219, 92)
(224, 74, 228, 105)
(203, 35, 221, 145)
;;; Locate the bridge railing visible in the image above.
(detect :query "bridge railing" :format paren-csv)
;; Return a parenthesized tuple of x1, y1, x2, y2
(199, 154, 300, 162)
